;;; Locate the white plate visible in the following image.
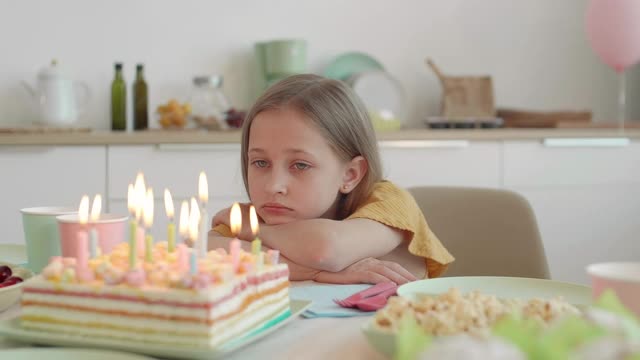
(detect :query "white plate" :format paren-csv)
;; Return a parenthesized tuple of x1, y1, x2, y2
(0, 348, 155, 360)
(0, 299, 312, 360)
(0, 262, 34, 312)
(398, 276, 592, 305)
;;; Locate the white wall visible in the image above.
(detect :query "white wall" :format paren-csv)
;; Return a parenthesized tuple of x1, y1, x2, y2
(1, 0, 638, 129)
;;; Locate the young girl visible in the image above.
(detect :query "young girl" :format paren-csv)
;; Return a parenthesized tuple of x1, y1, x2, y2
(209, 74, 453, 284)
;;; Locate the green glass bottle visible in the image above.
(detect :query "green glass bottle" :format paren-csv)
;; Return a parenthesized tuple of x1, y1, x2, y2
(133, 64, 148, 130)
(111, 63, 126, 131)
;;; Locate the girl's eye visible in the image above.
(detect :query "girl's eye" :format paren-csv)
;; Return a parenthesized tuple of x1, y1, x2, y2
(252, 160, 269, 168)
(292, 162, 310, 171)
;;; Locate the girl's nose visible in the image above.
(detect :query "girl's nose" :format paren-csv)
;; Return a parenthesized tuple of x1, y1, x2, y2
(265, 169, 288, 196)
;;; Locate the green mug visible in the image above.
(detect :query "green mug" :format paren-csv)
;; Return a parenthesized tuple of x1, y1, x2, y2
(255, 39, 307, 79)
(21, 207, 76, 273)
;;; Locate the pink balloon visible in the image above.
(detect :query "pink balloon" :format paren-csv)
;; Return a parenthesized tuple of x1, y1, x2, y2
(586, 0, 640, 72)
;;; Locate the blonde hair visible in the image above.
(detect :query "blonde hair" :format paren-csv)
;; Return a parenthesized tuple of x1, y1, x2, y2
(241, 74, 382, 219)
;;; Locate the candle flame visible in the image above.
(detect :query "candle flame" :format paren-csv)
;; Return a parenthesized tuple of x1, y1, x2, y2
(230, 202, 242, 237)
(164, 188, 174, 219)
(198, 171, 208, 204)
(179, 200, 189, 237)
(90, 194, 102, 222)
(189, 197, 200, 242)
(127, 184, 135, 214)
(134, 173, 146, 222)
(143, 188, 154, 228)
(78, 195, 89, 225)
(249, 205, 259, 237)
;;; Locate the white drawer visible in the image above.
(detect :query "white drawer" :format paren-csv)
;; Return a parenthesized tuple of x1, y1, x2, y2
(109, 194, 248, 241)
(380, 141, 501, 188)
(108, 145, 245, 200)
(503, 139, 640, 187)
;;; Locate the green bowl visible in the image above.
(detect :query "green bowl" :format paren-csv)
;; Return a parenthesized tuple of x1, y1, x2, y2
(361, 320, 396, 358)
(323, 52, 384, 81)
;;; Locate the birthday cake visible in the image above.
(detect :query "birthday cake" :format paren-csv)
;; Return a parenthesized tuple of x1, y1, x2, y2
(19, 241, 290, 348)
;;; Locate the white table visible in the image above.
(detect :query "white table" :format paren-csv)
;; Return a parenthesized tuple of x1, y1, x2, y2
(0, 292, 385, 360)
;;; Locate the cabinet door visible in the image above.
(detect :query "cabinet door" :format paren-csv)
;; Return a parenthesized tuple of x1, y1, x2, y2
(512, 185, 640, 284)
(503, 139, 640, 187)
(107, 144, 247, 240)
(108, 144, 245, 200)
(0, 146, 107, 244)
(380, 141, 501, 188)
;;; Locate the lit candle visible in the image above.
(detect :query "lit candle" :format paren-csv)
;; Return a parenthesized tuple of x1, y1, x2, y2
(189, 206, 199, 275)
(179, 200, 189, 245)
(198, 172, 209, 258)
(134, 173, 146, 257)
(249, 205, 261, 255)
(229, 202, 242, 272)
(164, 189, 176, 252)
(127, 183, 137, 269)
(249, 206, 263, 272)
(190, 197, 200, 248)
(77, 195, 91, 281)
(89, 194, 102, 258)
(143, 188, 154, 263)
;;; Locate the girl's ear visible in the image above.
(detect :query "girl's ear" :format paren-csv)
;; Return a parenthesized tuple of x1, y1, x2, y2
(340, 156, 368, 194)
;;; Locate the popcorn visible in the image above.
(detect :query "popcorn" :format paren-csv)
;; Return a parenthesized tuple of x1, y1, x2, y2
(374, 288, 580, 338)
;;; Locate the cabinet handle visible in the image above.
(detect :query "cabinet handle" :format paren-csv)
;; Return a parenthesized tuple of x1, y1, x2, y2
(542, 138, 630, 147)
(378, 140, 469, 148)
(155, 144, 241, 152)
(0, 146, 54, 153)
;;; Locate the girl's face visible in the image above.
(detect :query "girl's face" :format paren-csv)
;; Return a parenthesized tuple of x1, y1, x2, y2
(247, 107, 348, 225)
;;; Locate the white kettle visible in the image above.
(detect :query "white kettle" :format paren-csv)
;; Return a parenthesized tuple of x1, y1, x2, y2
(22, 60, 91, 126)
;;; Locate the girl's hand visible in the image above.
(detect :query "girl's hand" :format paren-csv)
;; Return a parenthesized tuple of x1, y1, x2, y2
(313, 257, 417, 285)
(211, 202, 256, 240)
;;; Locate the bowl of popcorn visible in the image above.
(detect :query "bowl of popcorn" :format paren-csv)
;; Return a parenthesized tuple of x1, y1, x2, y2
(0, 262, 34, 312)
(156, 99, 192, 130)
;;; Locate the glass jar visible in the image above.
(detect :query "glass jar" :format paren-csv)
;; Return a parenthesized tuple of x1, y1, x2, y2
(189, 75, 231, 130)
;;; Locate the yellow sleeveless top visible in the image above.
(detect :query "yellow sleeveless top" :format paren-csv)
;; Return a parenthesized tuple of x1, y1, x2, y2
(212, 181, 454, 278)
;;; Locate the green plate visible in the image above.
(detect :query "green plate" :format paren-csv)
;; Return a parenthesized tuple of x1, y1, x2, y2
(0, 244, 27, 266)
(398, 276, 592, 305)
(0, 299, 312, 360)
(323, 52, 384, 81)
(0, 348, 155, 360)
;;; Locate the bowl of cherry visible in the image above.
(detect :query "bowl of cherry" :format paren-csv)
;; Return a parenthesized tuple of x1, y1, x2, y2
(0, 262, 33, 312)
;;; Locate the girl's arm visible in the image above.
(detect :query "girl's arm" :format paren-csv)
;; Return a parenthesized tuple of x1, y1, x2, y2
(208, 231, 415, 283)
(258, 218, 405, 273)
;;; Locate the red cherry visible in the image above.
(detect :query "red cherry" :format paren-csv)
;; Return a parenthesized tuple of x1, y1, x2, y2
(0, 276, 23, 288)
(0, 265, 12, 283)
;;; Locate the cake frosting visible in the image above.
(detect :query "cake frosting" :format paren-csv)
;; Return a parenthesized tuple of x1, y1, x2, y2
(20, 241, 290, 348)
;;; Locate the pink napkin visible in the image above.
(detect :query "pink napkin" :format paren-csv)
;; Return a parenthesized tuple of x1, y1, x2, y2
(333, 281, 398, 312)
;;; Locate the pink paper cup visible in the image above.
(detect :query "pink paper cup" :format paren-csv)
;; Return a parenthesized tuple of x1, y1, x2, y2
(587, 262, 640, 316)
(57, 214, 128, 258)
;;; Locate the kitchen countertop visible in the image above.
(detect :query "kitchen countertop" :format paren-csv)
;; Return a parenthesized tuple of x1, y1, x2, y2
(0, 128, 638, 145)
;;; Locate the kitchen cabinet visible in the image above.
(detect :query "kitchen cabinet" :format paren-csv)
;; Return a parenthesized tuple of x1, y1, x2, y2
(107, 145, 248, 240)
(503, 139, 640, 283)
(380, 140, 501, 188)
(0, 146, 106, 244)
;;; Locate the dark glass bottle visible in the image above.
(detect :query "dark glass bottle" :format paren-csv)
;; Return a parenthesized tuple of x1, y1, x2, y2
(111, 63, 126, 131)
(133, 64, 148, 130)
